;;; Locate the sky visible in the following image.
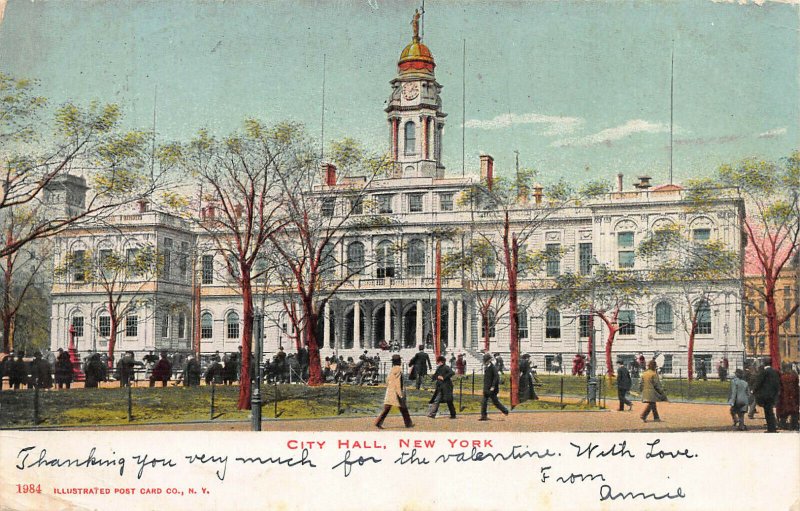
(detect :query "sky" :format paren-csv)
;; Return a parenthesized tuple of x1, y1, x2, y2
(0, 0, 798, 186)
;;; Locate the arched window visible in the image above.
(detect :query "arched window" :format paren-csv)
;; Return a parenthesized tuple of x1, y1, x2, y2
(545, 309, 561, 339)
(161, 314, 170, 338)
(177, 312, 186, 339)
(516, 309, 528, 339)
(655, 301, 674, 334)
(694, 300, 712, 335)
(71, 315, 84, 337)
(98, 314, 111, 338)
(201, 312, 213, 339)
(226, 311, 240, 339)
(347, 242, 365, 274)
(404, 121, 416, 156)
(376, 240, 395, 278)
(407, 239, 425, 276)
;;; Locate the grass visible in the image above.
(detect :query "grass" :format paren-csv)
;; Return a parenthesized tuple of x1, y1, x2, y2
(0, 382, 583, 428)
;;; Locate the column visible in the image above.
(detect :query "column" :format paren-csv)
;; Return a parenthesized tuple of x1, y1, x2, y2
(447, 300, 455, 349)
(421, 116, 429, 160)
(354, 301, 361, 348)
(384, 300, 392, 344)
(465, 302, 472, 349)
(323, 302, 331, 347)
(416, 299, 423, 347)
(456, 301, 463, 348)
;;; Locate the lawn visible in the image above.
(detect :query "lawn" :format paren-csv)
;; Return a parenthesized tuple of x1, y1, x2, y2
(0, 382, 581, 428)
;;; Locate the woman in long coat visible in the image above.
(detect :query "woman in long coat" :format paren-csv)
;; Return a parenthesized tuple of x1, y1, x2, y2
(640, 359, 666, 422)
(728, 368, 750, 430)
(777, 363, 799, 431)
(375, 354, 413, 428)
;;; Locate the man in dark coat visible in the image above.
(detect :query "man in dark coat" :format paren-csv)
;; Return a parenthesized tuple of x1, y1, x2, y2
(753, 358, 781, 432)
(149, 351, 172, 387)
(184, 354, 201, 386)
(479, 353, 509, 420)
(30, 351, 53, 389)
(777, 363, 799, 431)
(84, 353, 107, 388)
(427, 356, 456, 419)
(116, 351, 136, 387)
(616, 359, 633, 411)
(54, 348, 73, 389)
(204, 355, 223, 385)
(409, 345, 432, 390)
(9, 351, 29, 389)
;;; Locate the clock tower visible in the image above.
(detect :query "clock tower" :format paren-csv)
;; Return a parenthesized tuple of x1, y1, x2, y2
(386, 10, 446, 179)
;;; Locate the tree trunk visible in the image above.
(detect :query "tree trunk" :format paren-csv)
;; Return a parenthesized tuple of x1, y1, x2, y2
(108, 312, 118, 369)
(483, 313, 490, 352)
(504, 229, 520, 407)
(2, 256, 12, 353)
(303, 298, 323, 386)
(687, 329, 695, 382)
(237, 276, 254, 410)
(604, 329, 617, 377)
(765, 285, 781, 370)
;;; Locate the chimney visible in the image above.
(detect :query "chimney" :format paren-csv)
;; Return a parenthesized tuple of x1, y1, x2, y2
(517, 183, 529, 205)
(633, 176, 652, 189)
(319, 163, 337, 186)
(616, 173, 624, 193)
(137, 199, 150, 213)
(532, 184, 543, 205)
(480, 154, 494, 190)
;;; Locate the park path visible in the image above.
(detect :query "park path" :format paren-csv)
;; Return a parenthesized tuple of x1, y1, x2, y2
(68, 401, 779, 433)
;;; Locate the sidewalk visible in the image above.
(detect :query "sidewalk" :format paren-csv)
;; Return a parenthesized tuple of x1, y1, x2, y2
(63, 401, 783, 433)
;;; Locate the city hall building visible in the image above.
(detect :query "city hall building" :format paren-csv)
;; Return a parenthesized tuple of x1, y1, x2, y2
(49, 20, 746, 374)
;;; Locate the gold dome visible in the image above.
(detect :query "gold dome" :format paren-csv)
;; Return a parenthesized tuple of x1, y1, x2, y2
(398, 39, 436, 75)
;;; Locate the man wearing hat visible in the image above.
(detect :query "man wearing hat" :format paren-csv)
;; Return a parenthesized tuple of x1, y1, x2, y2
(479, 353, 509, 420)
(375, 354, 413, 429)
(409, 345, 432, 390)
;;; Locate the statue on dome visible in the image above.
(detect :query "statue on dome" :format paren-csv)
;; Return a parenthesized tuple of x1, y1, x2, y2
(411, 9, 421, 40)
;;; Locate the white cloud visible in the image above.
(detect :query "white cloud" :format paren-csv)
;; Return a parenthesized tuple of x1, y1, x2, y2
(757, 127, 787, 138)
(552, 119, 670, 148)
(464, 112, 584, 136)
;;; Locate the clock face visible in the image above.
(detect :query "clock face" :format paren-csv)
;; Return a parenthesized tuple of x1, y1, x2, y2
(402, 82, 420, 101)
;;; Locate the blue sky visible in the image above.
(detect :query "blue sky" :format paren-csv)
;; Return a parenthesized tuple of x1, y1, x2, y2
(1, 0, 797, 186)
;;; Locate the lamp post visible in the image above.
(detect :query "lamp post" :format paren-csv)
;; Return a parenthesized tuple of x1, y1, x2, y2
(251, 312, 264, 431)
(587, 256, 600, 406)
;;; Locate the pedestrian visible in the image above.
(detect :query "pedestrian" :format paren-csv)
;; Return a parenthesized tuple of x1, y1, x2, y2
(375, 354, 413, 429)
(717, 358, 728, 382)
(54, 348, 73, 390)
(752, 358, 781, 432)
(204, 355, 223, 385)
(640, 359, 666, 423)
(116, 351, 135, 387)
(449, 354, 456, 371)
(409, 345, 432, 390)
(519, 354, 538, 402)
(149, 351, 172, 387)
(184, 354, 201, 386)
(84, 353, 107, 388)
(30, 351, 53, 389)
(777, 363, 799, 431)
(479, 353, 509, 420)
(8, 351, 28, 390)
(615, 360, 633, 411)
(572, 353, 585, 376)
(728, 368, 750, 431)
(745, 361, 759, 419)
(427, 355, 456, 419)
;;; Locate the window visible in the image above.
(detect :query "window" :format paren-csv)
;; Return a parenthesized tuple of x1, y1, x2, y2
(748, 336, 755, 351)
(321, 244, 336, 278)
(99, 249, 113, 279)
(661, 354, 673, 374)
(408, 193, 423, 213)
(407, 239, 425, 276)
(758, 336, 765, 350)
(125, 315, 138, 337)
(579, 243, 593, 275)
(202, 255, 214, 285)
(759, 318, 766, 332)
(177, 313, 186, 339)
(161, 314, 169, 338)
(692, 228, 711, 242)
(201, 312, 213, 339)
(321, 197, 335, 217)
(747, 317, 756, 333)
(347, 242, 365, 274)
(126, 248, 141, 277)
(579, 314, 591, 338)
(376, 240, 395, 278)
(694, 300, 712, 335)
(377, 195, 393, 214)
(98, 315, 111, 337)
(481, 309, 496, 338)
(439, 193, 453, 212)
(179, 242, 189, 279)
(784, 286, 792, 313)
(404, 121, 416, 155)
(545, 244, 561, 277)
(349, 197, 363, 215)
(72, 250, 86, 282)
(655, 301, 674, 334)
(545, 309, 561, 339)
(618, 310, 635, 335)
(162, 238, 173, 278)
(516, 310, 528, 339)
(481, 254, 496, 278)
(226, 312, 240, 339)
(617, 231, 635, 269)
(71, 316, 84, 337)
